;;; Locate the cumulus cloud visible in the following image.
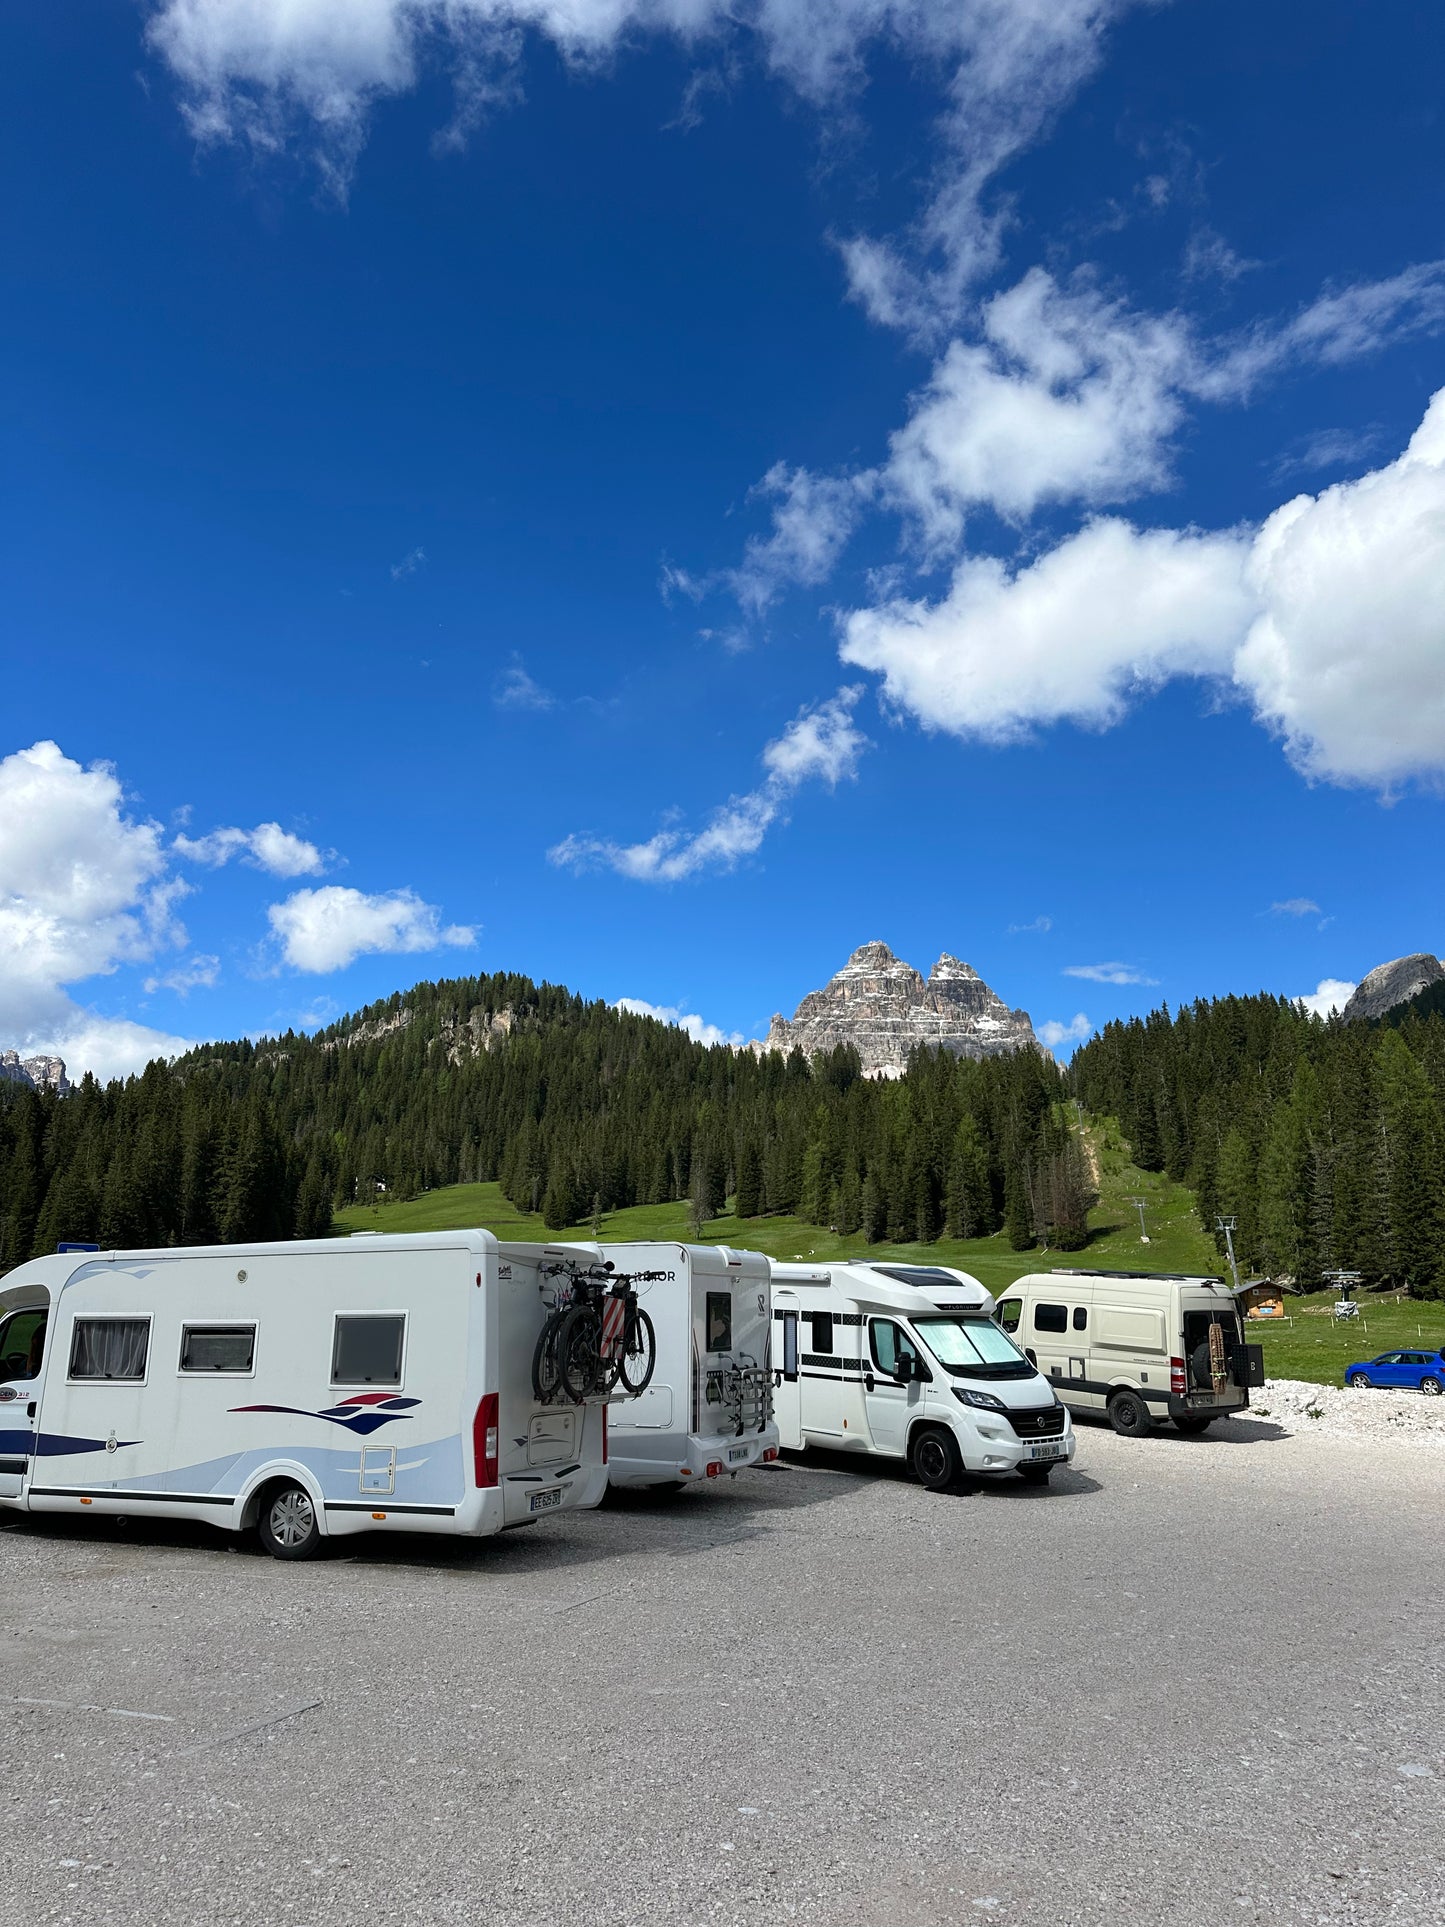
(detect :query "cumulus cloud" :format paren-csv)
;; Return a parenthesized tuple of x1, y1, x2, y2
(0, 740, 200, 1078)
(614, 997, 743, 1048)
(266, 885, 476, 973)
(725, 464, 873, 616)
(1064, 962, 1158, 986)
(842, 389, 1445, 791)
(550, 685, 867, 882)
(1297, 978, 1356, 1020)
(174, 821, 326, 876)
(1037, 1012, 1091, 1050)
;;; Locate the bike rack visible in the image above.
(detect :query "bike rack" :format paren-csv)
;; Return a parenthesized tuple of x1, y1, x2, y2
(703, 1359, 775, 1437)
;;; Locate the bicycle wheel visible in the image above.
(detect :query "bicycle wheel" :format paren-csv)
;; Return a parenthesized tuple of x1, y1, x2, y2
(532, 1308, 566, 1402)
(617, 1306, 657, 1396)
(557, 1303, 603, 1402)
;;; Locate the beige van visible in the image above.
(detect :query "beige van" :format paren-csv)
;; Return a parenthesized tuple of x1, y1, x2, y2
(994, 1269, 1264, 1437)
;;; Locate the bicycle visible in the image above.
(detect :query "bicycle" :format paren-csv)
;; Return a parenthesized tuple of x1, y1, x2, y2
(532, 1260, 664, 1404)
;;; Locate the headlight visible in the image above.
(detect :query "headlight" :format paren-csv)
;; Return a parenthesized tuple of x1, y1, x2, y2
(952, 1385, 1005, 1411)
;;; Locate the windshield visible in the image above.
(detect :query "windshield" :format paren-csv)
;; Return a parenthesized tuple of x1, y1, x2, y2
(913, 1316, 1036, 1380)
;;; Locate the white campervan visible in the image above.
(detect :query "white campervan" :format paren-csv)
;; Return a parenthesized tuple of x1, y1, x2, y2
(770, 1261, 1075, 1489)
(0, 1230, 612, 1558)
(994, 1268, 1266, 1437)
(596, 1241, 780, 1489)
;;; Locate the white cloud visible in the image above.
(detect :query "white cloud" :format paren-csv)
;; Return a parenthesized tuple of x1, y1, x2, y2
(842, 390, 1445, 792)
(841, 517, 1253, 744)
(391, 545, 427, 580)
(1064, 962, 1158, 986)
(550, 685, 867, 882)
(1297, 978, 1356, 1020)
(174, 821, 326, 876)
(1037, 1012, 1091, 1049)
(493, 658, 555, 710)
(614, 997, 743, 1048)
(1208, 262, 1445, 399)
(266, 886, 476, 973)
(1008, 915, 1051, 935)
(33, 1015, 200, 1086)
(144, 954, 222, 996)
(726, 464, 872, 616)
(1270, 898, 1320, 918)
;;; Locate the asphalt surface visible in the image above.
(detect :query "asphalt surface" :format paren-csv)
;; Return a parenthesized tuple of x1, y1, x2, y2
(2, 1415, 1442, 1927)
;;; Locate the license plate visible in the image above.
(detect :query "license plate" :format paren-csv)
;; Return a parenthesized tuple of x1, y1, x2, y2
(1026, 1441, 1067, 1461)
(529, 1487, 562, 1513)
(727, 1446, 751, 1463)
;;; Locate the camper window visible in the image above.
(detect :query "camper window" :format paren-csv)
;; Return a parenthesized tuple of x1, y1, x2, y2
(332, 1314, 405, 1386)
(1072, 1306, 1088, 1332)
(913, 1317, 1033, 1380)
(1034, 1303, 1068, 1334)
(0, 1307, 47, 1381)
(809, 1310, 834, 1355)
(69, 1317, 150, 1382)
(180, 1324, 256, 1374)
(705, 1292, 733, 1353)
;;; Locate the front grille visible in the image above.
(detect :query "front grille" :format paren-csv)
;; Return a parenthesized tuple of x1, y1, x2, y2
(1007, 1404, 1066, 1439)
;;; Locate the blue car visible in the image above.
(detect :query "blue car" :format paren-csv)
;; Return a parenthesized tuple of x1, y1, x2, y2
(1345, 1349, 1445, 1395)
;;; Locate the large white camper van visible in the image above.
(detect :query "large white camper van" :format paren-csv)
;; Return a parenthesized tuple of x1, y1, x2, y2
(0, 1230, 614, 1557)
(596, 1241, 779, 1488)
(770, 1261, 1075, 1489)
(994, 1269, 1266, 1435)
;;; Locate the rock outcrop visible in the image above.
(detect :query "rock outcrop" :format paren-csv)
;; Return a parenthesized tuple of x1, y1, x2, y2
(0, 1050, 71, 1096)
(1342, 954, 1445, 1023)
(763, 941, 1038, 1077)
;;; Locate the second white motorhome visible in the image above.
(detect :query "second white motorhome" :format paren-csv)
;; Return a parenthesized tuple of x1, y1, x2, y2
(0, 1230, 612, 1557)
(596, 1241, 779, 1488)
(770, 1261, 1075, 1489)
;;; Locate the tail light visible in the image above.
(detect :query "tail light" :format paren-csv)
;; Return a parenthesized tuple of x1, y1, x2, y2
(1170, 1357, 1187, 1397)
(762, 1447, 778, 1462)
(705, 1460, 724, 1478)
(473, 1392, 499, 1488)
(602, 1402, 608, 1467)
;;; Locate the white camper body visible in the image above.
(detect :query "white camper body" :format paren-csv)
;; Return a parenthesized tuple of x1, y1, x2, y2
(770, 1260, 1075, 1489)
(597, 1241, 779, 1488)
(0, 1231, 610, 1555)
(994, 1268, 1265, 1437)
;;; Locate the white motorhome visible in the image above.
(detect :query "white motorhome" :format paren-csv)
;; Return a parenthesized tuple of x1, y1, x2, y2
(0, 1231, 612, 1557)
(994, 1269, 1266, 1436)
(770, 1261, 1075, 1489)
(596, 1241, 780, 1489)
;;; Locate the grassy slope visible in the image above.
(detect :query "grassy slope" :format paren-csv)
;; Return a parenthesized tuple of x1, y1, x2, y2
(331, 1118, 1222, 1299)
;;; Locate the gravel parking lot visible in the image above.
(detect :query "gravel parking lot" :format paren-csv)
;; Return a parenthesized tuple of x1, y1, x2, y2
(3, 1413, 1442, 1927)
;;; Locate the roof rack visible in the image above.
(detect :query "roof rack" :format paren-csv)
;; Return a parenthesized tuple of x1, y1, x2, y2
(1045, 1268, 1223, 1282)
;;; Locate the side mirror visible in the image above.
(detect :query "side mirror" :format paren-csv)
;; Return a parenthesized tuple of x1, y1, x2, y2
(894, 1355, 916, 1384)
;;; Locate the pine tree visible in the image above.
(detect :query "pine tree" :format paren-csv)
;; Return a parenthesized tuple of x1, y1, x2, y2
(734, 1140, 762, 1218)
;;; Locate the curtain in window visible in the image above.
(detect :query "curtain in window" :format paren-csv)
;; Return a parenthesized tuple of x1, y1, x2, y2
(70, 1319, 149, 1380)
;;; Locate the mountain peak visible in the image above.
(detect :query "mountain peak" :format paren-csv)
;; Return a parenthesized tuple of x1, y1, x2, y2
(1342, 953, 1445, 1023)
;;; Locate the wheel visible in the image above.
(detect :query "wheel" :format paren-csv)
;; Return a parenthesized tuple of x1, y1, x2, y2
(1018, 1463, 1052, 1485)
(557, 1303, 603, 1402)
(1347, 1371, 1372, 1390)
(532, 1309, 566, 1401)
(908, 1425, 962, 1493)
(1173, 1415, 1212, 1435)
(1107, 1390, 1152, 1437)
(616, 1306, 656, 1396)
(1421, 1377, 1443, 1396)
(257, 1483, 321, 1561)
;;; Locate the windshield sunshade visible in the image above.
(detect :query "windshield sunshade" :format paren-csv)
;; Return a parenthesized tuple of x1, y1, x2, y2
(913, 1316, 1035, 1379)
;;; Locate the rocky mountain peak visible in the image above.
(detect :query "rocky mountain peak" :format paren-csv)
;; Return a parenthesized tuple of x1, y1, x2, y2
(764, 943, 1038, 1077)
(0, 1050, 71, 1097)
(1342, 953, 1445, 1023)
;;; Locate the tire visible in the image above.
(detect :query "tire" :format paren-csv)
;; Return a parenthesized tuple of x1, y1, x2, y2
(908, 1425, 962, 1493)
(257, 1482, 321, 1561)
(616, 1306, 657, 1396)
(1173, 1415, 1212, 1435)
(1018, 1463, 1052, 1485)
(1421, 1377, 1443, 1397)
(557, 1304, 603, 1402)
(1107, 1390, 1152, 1438)
(1347, 1371, 1372, 1390)
(532, 1309, 565, 1402)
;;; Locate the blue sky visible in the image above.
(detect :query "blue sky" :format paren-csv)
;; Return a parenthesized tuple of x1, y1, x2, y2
(4, 0, 1445, 1079)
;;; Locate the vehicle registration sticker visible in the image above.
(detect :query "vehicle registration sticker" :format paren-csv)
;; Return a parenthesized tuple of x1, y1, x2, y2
(529, 1487, 562, 1513)
(727, 1445, 751, 1463)
(1025, 1441, 1067, 1461)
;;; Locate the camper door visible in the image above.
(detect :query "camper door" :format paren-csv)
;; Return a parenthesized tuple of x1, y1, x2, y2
(0, 1297, 48, 1498)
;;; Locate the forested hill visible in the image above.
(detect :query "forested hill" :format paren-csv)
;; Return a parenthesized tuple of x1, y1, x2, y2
(0, 971, 1087, 1270)
(1070, 991, 1445, 1297)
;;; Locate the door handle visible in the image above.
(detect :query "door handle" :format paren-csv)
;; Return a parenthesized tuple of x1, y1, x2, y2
(27, 1402, 36, 1418)
(864, 1371, 876, 1391)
